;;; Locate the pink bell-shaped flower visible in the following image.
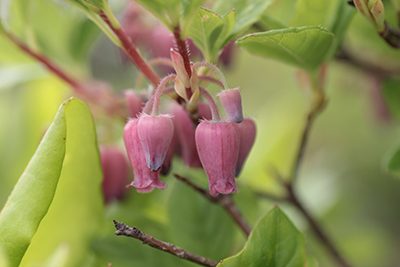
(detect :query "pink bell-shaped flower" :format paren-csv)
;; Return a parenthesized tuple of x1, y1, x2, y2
(160, 127, 178, 175)
(137, 114, 174, 171)
(169, 103, 202, 167)
(195, 120, 240, 196)
(123, 119, 167, 193)
(100, 146, 130, 204)
(218, 88, 243, 123)
(235, 118, 256, 177)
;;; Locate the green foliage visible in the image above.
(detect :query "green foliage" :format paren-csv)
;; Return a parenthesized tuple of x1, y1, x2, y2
(0, 99, 67, 267)
(187, 7, 235, 62)
(0, 98, 103, 267)
(213, 0, 274, 41)
(133, 0, 182, 31)
(167, 180, 236, 261)
(19, 98, 104, 267)
(236, 26, 334, 71)
(217, 206, 306, 267)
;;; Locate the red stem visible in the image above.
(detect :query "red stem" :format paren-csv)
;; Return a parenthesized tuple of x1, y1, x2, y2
(99, 10, 161, 87)
(6, 33, 82, 92)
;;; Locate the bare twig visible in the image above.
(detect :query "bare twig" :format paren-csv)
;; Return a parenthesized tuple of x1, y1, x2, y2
(174, 174, 252, 237)
(284, 183, 351, 267)
(99, 10, 161, 87)
(113, 220, 218, 267)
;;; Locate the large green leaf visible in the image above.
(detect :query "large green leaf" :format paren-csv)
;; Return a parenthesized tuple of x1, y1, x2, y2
(217, 206, 307, 267)
(236, 26, 334, 71)
(180, 0, 204, 38)
(19, 98, 104, 267)
(213, 0, 274, 40)
(187, 7, 235, 61)
(0, 98, 67, 267)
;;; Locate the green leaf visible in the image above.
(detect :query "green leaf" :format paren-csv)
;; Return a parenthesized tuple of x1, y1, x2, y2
(181, 0, 204, 38)
(236, 26, 334, 71)
(217, 206, 307, 267)
(0, 99, 67, 267)
(19, 98, 104, 267)
(188, 7, 235, 62)
(134, 0, 181, 31)
(167, 179, 236, 261)
(213, 0, 274, 40)
(83, 0, 105, 10)
(0, 243, 9, 267)
(290, 0, 354, 59)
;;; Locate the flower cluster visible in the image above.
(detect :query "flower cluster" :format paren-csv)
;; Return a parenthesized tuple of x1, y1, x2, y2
(122, 50, 256, 196)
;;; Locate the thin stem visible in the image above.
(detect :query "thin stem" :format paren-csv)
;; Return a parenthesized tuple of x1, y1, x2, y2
(113, 220, 218, 267)
(135, 58, 174, 89)
(193, 62, 229, 89)
(173, 26, 192, 79)
(5, 32, 81, 91)
(151, 74, 177, 115)
(198, 87, 220, 121)
(198, 75, 224, 89)
(284, 184, 351, 267)
(99, 10, 161, 87)
(174, 174, 251, 237)
(378, 22, 400, 48)
(290, 112, 316, 184)
(142, 87, 175, 114)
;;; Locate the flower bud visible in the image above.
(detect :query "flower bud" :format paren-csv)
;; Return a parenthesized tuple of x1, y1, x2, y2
(218, 88, 243, 123)
(171, 49, 190, 88)
(195, 120, 240, 196)
(123, 119, 167, 193)
(354, 0, 385, 32)
(137, 115, 174, 172)
(100, 146, 130, 204)
(124, 89, 144, 118)
(235, 118, 256, 177)
(169, 103, 202, 167)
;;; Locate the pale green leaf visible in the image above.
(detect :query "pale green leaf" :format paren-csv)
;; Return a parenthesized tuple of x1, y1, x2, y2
(236, 26, 334, 71)
(133, 0, 181, 31)
(217, 206, 307, 267)
(0, 99, 67, 267)
(19, 98, 104, 267)
(187, 7, 235, 61)
(181, 0, 204, 38)
(214, 0, 274, 40)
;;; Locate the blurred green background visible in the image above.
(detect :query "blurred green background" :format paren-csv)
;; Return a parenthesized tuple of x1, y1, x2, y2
(1, 0, 400, 266)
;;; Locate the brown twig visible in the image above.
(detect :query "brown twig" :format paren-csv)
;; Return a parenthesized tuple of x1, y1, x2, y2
(174, 174, 252, 237)
(285, 184, 351, 267)
(379, 22, 400, 48)
(99, 10, 161, 87)
(113, 220, 218, 267)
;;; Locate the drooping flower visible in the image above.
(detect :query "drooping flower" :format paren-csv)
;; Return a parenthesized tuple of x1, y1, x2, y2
(100, 146, 130, 204)
(169, 103, 202, 168)
(195, 120, 240, 196)
(218, 88, 243, 123)
(137, 114, 174, 171)
(235, 118, 256, 177)
(123, 119, 167, 193)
